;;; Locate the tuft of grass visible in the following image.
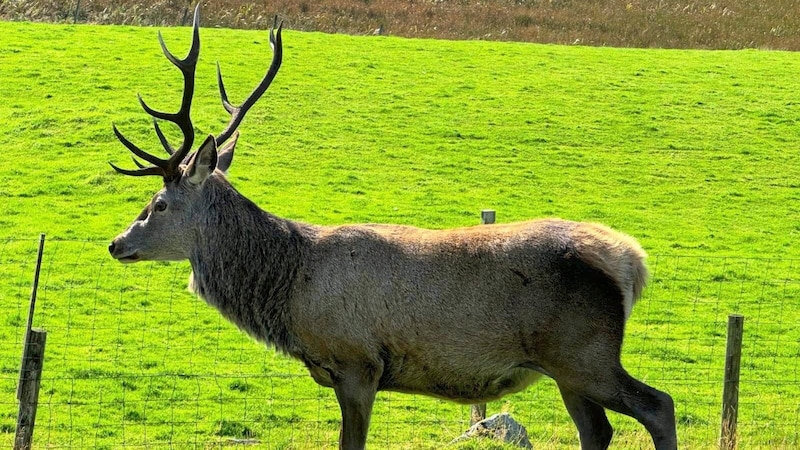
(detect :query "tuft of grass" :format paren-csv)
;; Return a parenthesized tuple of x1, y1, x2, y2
(216, 419, 256, 438)
(228, 379, 251, 392)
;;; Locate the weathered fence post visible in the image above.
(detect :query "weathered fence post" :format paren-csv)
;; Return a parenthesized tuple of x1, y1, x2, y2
(15, 330, 47, 450)
(14, 234, 47, 450)
(470, 402, 487, 426)
(480, 209, 496, 227)
(720, 314, 744, 450)
(469, 210, 495, 425)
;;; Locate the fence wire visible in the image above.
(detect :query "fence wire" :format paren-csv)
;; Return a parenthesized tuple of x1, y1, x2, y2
(1, 238, 798, 449)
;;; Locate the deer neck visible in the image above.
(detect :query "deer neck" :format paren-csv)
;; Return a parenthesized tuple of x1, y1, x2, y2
(187, 179, 311, 355)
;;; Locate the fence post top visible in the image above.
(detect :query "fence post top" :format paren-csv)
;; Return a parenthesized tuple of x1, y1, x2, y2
(480, 210, 496, 225)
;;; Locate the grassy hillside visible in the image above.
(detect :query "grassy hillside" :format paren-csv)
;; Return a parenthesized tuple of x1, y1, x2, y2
(2, 22, 800, 254)
(3, 0, 800, 50)
(0, 21, 799, 448)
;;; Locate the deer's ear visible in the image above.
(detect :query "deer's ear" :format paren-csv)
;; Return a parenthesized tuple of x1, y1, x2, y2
(186, 135, 217, 185)
(216, 131, 238, 174)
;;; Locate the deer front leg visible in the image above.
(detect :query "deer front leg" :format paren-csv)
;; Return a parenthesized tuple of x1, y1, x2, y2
(333, 367, 380, 450)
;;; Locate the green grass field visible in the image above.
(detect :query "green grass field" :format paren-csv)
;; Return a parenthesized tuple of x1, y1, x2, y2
(1, 21, 799, 449)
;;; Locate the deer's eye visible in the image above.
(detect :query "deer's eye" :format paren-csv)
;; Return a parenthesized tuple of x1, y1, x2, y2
(154, 200, 168, 212)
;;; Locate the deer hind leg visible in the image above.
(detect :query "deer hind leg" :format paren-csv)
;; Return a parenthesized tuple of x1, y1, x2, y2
(613, 371, 676, 450)
(538, 264, 676, 448)
(556, 366, 676, 450)
(557, 383, 613, 450)
(541, 312, 676, 447)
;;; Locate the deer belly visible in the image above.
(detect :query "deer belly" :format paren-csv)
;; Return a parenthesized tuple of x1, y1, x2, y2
(387, 367, 542, 404)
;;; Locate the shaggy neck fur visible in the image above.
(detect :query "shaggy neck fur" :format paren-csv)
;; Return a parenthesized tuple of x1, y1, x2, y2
(187, 176, 311, 355)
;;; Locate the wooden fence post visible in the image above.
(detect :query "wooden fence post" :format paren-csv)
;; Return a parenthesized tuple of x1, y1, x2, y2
(480, 209, 496, 226)
(720, 314, 744, 450)
(14, 329, 47, 450)
(14, 234, 47, 450)
(469, 210, 495, 425)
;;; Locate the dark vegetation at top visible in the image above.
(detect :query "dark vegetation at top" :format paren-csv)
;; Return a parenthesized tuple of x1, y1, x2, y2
(2, 0, 800, 50)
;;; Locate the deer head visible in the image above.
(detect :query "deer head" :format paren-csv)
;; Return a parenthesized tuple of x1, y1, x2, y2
(108, 5, 283, 262)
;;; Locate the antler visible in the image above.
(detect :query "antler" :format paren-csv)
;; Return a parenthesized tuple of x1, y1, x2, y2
(109, 4, 201, 181)
(215, 16, 283, 146)
(110, 8, 284, 179)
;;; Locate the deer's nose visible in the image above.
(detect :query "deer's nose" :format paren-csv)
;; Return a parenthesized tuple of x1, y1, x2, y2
(108, 241, 116, 256)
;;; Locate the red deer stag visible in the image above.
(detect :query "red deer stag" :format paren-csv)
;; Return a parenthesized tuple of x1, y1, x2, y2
(108, 6, 677, 450)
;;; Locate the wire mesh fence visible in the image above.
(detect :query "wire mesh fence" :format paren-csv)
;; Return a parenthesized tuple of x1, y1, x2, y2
(1, 237, 799, 448)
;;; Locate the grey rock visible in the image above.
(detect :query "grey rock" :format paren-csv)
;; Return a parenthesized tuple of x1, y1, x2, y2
(452, 412, 533, 449)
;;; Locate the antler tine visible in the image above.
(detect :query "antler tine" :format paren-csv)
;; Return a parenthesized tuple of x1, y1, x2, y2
(152, 119, 175, 155)
(215, 16, 283, 146)
(137, 4, 200, 172)
(112, 123, 169, 167)
(109, 162, 165, 177)
(131, 156, 148, 169)
(109, 4, 202, 180)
